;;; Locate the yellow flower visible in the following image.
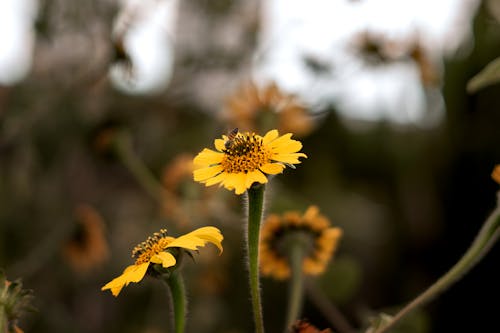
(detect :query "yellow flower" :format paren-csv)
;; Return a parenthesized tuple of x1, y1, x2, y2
(193, 129, 307, 195)
(492, 165, 500, 185)
(224, 81, 314, 137)
(102, 227, 223, 296)
(260, 206, 342, 280)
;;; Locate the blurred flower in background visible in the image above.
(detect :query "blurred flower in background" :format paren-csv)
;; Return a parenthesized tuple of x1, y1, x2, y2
(253, 0, 481, 126)
(223, 81, 314, 137)
(260, 206, 342, 280)
(62, 204, 110, 275)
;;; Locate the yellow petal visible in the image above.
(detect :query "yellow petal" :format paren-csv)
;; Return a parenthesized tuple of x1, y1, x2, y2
(262, 129, 279, 144)
(303, 205, 319, 220)
(271, 153, 307, 164)
(150, 251, 177, 268)
(260, 163, 285, 175)
(193, 149, 223, 166)
(166, 226, 224, 253)
(267, 133, 294, 148)
(101, 263, 149, 297)
(204, 171, 227, 186)
(245, 170, 268, 188)
(214, 138, 226, 152)
(270, 139, 303, 154)
(193, 165, 223, 181)
(222, 173, 247, 194)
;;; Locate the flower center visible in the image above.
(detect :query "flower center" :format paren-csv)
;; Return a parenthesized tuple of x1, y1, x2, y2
(132, 229, 174, 265)
(221, 133, 271, 173)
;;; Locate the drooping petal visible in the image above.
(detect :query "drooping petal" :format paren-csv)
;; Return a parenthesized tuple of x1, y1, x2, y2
(260, 163, 285, 175)
(101, 263, 149, 296)
(222, 172, 247, 194)
(166, 226, 223, 253)
(150, 251, 177, 268)
(187, 226, 224, 253)
(193, 165, 224, 182)
(245, 169, 268, 188)
(262, 129, 279, 144)
(204, 171, 227, 186)
(193, 149, 224, 166)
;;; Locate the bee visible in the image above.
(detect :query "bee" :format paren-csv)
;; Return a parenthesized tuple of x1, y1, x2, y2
(224, 128, 239, 149)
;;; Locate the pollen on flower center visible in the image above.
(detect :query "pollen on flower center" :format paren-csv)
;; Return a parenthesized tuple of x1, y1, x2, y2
(221, 133, 271, 173)
(132, 229, 173, 265)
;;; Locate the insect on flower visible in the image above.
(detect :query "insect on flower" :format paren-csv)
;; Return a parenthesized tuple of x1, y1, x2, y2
(224, 128, 239, 150)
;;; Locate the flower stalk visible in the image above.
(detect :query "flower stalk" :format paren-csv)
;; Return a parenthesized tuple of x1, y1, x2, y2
(247, 184, 266, 333)
(114, 130, 165, 202)
(285, 240, 305, 330)
(165, 271, 187, 333)
(373, 204, 500, 333)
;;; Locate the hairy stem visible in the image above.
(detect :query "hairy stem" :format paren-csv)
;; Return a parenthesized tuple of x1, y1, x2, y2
(166, 271, 187, 333)
(285, 242, 305, 331)
(247, 185, 266, 333)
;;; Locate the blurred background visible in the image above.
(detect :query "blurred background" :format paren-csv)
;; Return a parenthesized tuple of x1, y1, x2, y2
(1, 0, 499, 332)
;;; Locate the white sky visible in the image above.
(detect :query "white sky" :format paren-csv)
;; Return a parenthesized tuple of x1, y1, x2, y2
(0, 0, 481, 124)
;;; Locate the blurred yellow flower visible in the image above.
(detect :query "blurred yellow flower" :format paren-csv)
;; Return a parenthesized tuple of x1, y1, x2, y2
(102, 227, 223, 296)
(492, 165, 500, 184)
(193, 129, 307, 195)
(62, 204, 109, 274)
(260, 206, 342, 280)
(224, 81, 314, 137)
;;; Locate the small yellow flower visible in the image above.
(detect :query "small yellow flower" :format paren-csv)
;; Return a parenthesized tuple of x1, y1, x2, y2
(260, 206, 342, 280)
(224, 81, 314, 137)
(102, 227, 223, 296)
(492, 165, 500, 185)
(193, 129, 307, 195)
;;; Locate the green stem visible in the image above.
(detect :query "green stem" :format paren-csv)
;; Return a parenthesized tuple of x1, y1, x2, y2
(285, 241, 305, 331)
(247, 185, 266, 333)
(374, 206, 500, 333)
(114, 130, 165, 203)
(166, 271, 187, 333)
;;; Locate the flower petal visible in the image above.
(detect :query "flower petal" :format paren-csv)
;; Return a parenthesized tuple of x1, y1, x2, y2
(166, 226, 223, 253)
(101, 263, 149, 297)
(262, 129, 279, 144)
(245, 169, 268, 188)
(193, 165, 223, 182)
(204, 171, 227, 186)
(150, 251, 177, 268)
(267, 133, 294, 148)
(193, 149, 223, 166)
(222, 172, 247, 194)
(260, 163, 285, 175)
(271, 152, 307, 164)
(214, 139, 226, 152)
(270, 139, 303, 154)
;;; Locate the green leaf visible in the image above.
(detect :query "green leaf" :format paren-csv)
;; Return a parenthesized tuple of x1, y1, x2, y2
(467, 56, 500, 93)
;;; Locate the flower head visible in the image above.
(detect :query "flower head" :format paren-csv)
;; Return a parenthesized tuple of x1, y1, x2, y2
(102, 227, 223, 296)
(193, 129, 307, 195)
(492, 165, 500, 185)
(260, 206, 342, 280)
(0, 271, 33, 333)
(62, 204, 109, 274)
(224, 81, 314, 137)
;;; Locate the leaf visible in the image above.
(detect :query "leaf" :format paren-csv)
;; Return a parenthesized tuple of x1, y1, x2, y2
(467, 56, 500, 93)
